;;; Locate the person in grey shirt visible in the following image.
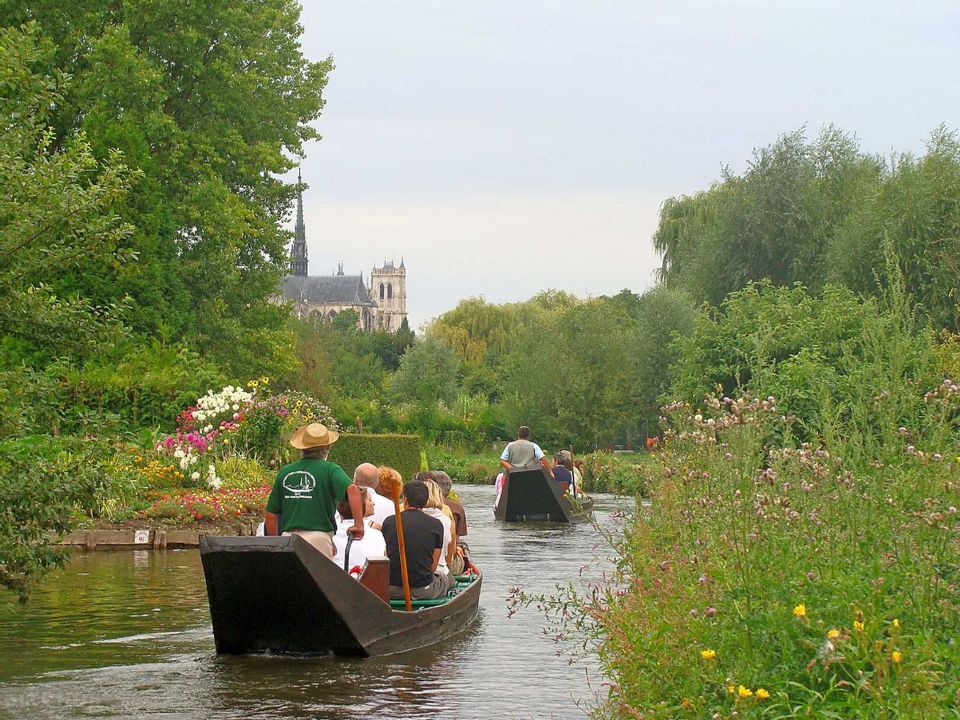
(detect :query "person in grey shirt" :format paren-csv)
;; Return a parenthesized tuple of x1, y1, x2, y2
(499, 426, 553, 478)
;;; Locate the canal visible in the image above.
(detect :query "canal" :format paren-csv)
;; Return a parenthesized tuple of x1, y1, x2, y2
(0, 485, 628, 719)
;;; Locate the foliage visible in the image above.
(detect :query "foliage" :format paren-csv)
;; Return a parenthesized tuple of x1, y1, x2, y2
(328, 433, 422, 482)
(0, 25, 136, 357)
(0, 1, 331, 370)
(0, 444, 111, 601)
(669, 281, 938, 460)
(425, 445, 500, 484)
(536, 385, 960, 718)
(579, 452, 650, 495)
(653, 125, 960, 331)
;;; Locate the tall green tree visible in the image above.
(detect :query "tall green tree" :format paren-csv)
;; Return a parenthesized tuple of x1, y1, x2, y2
(0, 26, 135, 599)
(0, 0, 332, 374)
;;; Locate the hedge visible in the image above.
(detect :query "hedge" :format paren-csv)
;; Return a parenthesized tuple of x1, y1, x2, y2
(329, 433, 422, 482)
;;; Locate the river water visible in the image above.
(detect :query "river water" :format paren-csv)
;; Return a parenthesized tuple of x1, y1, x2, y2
(0, 485, 628, 720)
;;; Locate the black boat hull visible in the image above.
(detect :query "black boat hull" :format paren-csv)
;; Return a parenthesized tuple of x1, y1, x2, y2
(493, 467, 594, 522)
(200, 535, 482, 657)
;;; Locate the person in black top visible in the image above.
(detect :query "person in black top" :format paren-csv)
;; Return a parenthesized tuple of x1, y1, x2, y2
(552, 452, 573, 493)
(381, 481, 452, 600)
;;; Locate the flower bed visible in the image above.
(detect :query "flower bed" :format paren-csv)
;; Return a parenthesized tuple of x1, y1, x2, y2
(141, 486, 270, 522)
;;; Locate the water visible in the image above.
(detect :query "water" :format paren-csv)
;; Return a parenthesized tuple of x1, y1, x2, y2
(0, 485, 629, 719)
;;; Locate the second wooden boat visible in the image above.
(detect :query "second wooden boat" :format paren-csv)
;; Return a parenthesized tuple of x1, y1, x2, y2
(493, 467, 594, 522)
(200, 534, 482, 657)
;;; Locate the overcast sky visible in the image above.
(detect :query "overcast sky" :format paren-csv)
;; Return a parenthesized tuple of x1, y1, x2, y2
(291, 0, 960, 329)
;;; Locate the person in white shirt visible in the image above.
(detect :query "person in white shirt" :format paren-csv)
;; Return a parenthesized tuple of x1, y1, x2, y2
(332, 487, 387, 574)
(353, 462, 395, 528)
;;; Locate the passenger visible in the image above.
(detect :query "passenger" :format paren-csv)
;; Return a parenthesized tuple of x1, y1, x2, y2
(433, 471, 468, 539)
(499, 425, 553, 478)
(433, 471, 468, 574)
(571, 457, 585, 497)
(423, 479, 456, 580)
(377, 466, 405, 507)
(332, 487, 387, 573)
(552, 452, 573, 494)
(353, 462, 395, 528)
(381, 481, 451, 600)
(264, 423, 364, 557)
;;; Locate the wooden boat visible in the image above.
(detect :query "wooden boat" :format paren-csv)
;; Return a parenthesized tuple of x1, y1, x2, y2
(493, 466, 594, 522)
(199, 534, 482, 657)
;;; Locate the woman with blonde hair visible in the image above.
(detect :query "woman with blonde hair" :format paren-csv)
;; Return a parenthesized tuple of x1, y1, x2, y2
(423, 479, 457, 578)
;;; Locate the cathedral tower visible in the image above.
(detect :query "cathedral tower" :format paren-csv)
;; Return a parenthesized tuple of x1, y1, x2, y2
(370, 259, 407, 331)
(291, 169, 308, 277)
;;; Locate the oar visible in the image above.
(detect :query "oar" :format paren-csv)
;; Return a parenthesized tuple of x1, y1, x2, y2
(388, 483, 413, 611)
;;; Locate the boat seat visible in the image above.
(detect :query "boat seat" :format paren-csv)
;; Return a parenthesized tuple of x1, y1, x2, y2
(388, 574, 480, 609)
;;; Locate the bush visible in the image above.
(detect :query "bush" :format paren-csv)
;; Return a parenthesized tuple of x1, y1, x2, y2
(580, 451, 650, 495)
(215, 457, 274, 489)
(328, 433, 422, 481)
(549, 387, 960, 718)
(425, 445, 499, 484)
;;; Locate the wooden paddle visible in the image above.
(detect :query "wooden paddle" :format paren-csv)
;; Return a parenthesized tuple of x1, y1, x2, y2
(385, 478, 412, 611)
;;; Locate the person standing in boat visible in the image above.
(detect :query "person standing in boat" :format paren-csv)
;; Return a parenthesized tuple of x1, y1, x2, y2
(381, 480, 451, 600)
(264, 423, 364, 557)
(499, 425, 554, 478)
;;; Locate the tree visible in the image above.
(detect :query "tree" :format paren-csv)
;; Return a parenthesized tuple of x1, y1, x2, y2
(0, 1, 332, 372)
(392, 336, 460, 407)
(653, 127, 881, 307)
(0, 26, 135, 599)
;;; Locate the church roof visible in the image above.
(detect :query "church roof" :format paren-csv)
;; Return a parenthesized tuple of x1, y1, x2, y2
(279, 274, 376, 307)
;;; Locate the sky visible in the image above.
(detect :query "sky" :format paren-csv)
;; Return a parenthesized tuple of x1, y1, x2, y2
(291, 0, 960, 329)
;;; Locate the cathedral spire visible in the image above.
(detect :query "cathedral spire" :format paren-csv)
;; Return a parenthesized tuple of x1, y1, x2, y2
(291, 168, 308, 277)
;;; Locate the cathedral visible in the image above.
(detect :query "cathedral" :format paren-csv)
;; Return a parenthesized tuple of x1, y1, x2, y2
(277, 173, 408, 332)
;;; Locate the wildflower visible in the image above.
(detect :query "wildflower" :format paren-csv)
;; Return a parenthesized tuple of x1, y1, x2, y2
(827, 629, 841, 640)
(891, 618, 900, 629)
(793, 604, 807, 619)
(854, 620, 864, 632)
(737, 685, 753, 699)
(755, 688, 770, 700)
(891, 651, 902, 664)
(727, 685, 735, 696)
(680, 698, 691, 709)
(700, 649, 717, 661)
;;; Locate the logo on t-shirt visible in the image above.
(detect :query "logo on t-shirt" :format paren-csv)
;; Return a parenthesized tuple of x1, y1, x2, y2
(282, 470, 316, 498)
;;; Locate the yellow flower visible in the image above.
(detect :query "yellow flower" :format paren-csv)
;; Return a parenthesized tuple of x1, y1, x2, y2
(727, 685, 735, 696)
(737, 685, 753, 699)
(827, 629, 841, 640)
(854, 620, 864, 632)
(891, 650, 902, 664)
(700, 649, 717, 661)
(756, 688, 770, 700)
(260, 376, 270, 384)
(222, 438, 230, 445)
(680, 698, 691, 709)
(891, 618, 900, 629)
(793, 604, 807, 618)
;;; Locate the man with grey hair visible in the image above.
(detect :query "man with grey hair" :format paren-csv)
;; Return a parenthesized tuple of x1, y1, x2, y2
(353, 462, 395, 528)
(434, 470, 468, 574)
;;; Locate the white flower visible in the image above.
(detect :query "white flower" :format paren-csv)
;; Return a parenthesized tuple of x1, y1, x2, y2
(173, 448, 185, 459)
(232, 404, 239, 411)
(191, 471, 201, 481)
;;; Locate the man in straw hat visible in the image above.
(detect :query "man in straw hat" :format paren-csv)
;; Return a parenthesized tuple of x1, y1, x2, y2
(264, 422, 364, 557)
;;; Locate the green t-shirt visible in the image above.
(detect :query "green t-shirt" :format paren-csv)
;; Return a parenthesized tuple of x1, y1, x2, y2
(266, 458, 352, 533)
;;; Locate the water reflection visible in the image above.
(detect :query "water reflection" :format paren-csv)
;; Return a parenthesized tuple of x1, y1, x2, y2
(0, 485, 630, 719)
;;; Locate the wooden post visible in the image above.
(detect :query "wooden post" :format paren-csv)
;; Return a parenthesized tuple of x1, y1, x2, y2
(388, 486, 412, 611)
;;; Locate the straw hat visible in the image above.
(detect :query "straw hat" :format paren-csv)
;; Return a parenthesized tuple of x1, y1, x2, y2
(289, 422, 340, 449)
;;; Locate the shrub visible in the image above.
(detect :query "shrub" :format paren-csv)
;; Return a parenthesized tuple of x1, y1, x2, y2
(542, 387, 960, 718)
(328, 433, 422, 481)
(425, 445, 499, 484)
(214, 457, 274, 490)
(580, 451, 649, 495)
